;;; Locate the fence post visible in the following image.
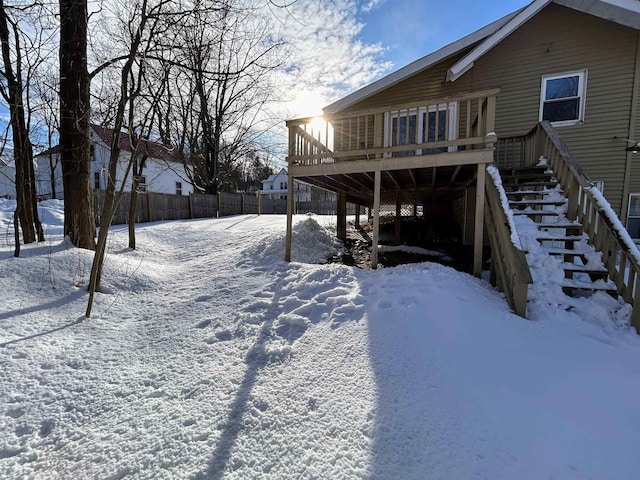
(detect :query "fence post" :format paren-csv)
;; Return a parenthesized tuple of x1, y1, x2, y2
(188, 193, 193, 219)
(146, 192, 152, 222)
(217, 193, 221, 217)
(241, 194, 245, 214)
(257, 192, 262, 215)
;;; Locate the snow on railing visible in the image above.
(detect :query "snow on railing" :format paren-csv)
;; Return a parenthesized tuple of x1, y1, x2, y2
(484, 164, 532, 318)
(533, 121, 640, 331)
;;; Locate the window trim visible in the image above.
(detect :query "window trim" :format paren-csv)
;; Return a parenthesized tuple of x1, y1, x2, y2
(137, 175, 147, 193)
(539, 70, 587, 127)
(175, 181, 182, 196)
(628, 193, 640, 240)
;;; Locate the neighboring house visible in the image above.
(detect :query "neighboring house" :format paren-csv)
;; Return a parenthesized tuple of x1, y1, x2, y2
(35, 124, 194, 199)
(259, 168, 312, 202)
(284, 0, 640, 325)
(0, 157, 15, 199)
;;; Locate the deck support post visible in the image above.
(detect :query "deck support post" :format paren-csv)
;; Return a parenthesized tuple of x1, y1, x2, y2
(355, 204, 360, 229)
(337, 192, 347, 240)
(285, 172, 294, 262)
(473, 164, 486, 277)
(394, 191, 402, 245)
(372, 169, 381, 269)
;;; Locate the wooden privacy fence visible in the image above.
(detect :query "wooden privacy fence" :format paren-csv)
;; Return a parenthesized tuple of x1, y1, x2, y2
(93, 191, 288, 226)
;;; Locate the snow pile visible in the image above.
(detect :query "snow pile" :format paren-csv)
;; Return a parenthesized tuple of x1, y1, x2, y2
(2, 199, 640, 479)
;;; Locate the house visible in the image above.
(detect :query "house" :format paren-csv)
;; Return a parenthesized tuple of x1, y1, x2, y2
(0, 156, 15, 199)
(35, 125, 194, 199)
(259, 168, 312, 202)
(284, 0, 640, 328)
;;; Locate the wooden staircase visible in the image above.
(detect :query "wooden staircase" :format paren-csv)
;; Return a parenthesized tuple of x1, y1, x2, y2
(500, 164, 618, 299)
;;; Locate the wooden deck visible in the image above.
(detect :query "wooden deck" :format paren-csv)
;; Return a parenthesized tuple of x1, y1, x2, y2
(284, 89, 500, 273)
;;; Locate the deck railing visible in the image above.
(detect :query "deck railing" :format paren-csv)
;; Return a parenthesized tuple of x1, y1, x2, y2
(286, 89, 500, 166)
(527, 121, 640, 330)
(484, 164, 533, 317)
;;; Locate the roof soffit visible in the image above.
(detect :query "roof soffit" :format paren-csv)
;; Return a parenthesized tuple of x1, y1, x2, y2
(554, 0, 640, 30)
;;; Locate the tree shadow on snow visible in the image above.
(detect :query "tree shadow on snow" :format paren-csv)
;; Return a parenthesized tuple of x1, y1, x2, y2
(194, 268, 292, 480)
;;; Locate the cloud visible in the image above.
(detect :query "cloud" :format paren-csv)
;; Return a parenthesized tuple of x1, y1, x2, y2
(360, 0, 387, 14)
(269, 0, 393, 118)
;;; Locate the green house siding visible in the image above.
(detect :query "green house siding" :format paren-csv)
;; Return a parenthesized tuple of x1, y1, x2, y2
(473, 3, 638, 215)
(342, 50, 475, 114)
(326, 3, 640, 218)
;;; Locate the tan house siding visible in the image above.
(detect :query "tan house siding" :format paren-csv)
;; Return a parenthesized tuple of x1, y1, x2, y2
(342, 50, 475, 113)
(628, 36, 640, 215)
(473, 3, 638, 215)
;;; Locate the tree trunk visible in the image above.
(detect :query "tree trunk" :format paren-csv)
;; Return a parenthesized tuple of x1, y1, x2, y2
(128, 181, 139, 250)
(0, 0, 43, 245)
(59, 0, 95, 250)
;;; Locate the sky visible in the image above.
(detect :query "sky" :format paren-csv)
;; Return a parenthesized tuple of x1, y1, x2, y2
(279, 0, 532, 118)
(1, 199, 639, 478)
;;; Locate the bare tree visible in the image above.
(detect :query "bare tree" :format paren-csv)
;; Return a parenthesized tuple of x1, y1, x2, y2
(0, 0, 46, 255)
(59, 0, 95, 250)
(157, 1, 285, 194)
(85, 0, 173, 317)
(32, 67, 60, 199)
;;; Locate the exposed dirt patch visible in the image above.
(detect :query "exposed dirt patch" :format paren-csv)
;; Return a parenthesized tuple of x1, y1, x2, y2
(328, 220, 477, 272)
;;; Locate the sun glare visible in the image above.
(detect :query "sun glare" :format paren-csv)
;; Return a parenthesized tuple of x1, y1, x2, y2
(309, 116, 327, 134)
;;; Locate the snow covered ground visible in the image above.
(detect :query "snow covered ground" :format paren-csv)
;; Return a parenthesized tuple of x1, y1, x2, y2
(1, 199, 640, 479)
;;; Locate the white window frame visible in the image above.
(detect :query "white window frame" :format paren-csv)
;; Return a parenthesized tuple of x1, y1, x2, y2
(383, 103, 457, 157)
(539, 70, 587, 127)
(137, 175, 147, 193)
(592, 180, 604, 193)
(175, 181, 182, 196)
(628, 193, 640, 240)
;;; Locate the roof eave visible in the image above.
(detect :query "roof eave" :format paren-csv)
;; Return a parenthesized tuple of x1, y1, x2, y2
(322, 8, 523, 115)
(447, 0, 551, 83)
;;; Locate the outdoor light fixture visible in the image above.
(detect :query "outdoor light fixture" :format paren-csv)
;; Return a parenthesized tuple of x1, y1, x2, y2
(626, 139, 640, 153)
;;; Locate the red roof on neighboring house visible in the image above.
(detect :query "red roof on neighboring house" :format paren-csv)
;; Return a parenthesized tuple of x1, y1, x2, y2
(35, 125, 193, 166)
(90, 124, 189, 165)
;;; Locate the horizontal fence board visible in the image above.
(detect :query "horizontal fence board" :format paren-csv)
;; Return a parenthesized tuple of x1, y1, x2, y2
(92, 191, 336, 225)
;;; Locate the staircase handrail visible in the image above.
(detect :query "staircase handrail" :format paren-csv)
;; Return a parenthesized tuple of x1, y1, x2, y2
(533, 121, 640, 329)
(484, 163, 533, 317)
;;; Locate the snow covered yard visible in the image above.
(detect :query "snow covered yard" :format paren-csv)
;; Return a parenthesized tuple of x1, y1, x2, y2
(2, 199, 640, 479)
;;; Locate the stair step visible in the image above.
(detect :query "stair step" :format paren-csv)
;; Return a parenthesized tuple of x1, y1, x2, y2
(541, 247, 586, 254)
(513, 211, 560, 217)
(536, 235, 583, 242)
(503, 181, 559, 191)
(509, 200, 566, 207)
(501, 165, 552, 175)
(561, 263, 608, 273)
(560, 279, 618, 297)
(502, 173, 555, 182)
(535, 222, 583, 231)
(561, 263, 609, 282)
(506, 189, 561, 197)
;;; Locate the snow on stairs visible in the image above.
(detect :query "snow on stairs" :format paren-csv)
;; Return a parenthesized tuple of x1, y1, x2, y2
(501, 164, 618, 299)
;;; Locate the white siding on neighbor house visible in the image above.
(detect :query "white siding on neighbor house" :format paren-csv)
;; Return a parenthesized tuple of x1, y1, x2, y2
(0, 163, 16, 199)
(35, 156, 63, 199)
(259, 168, 312, 201)
(35, 135, 193, 199)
